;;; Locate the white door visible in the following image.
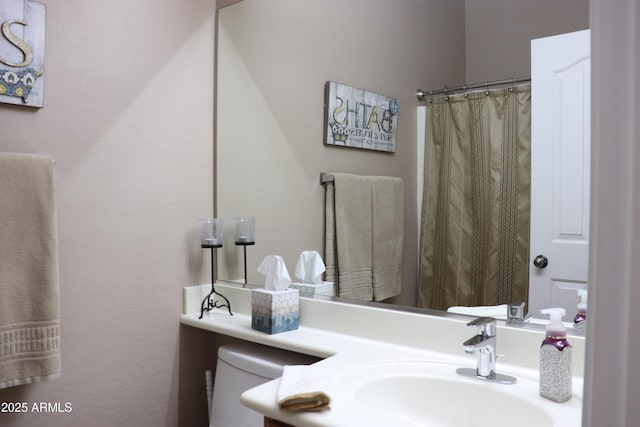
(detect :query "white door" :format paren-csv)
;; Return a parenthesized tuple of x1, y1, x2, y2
(528, 30, 590, 317)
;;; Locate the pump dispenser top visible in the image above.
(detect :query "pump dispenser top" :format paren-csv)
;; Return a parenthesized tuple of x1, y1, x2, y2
(577, 289, 588, 311)
(574, 289, 588, 326)
(541, 308, 567, 336)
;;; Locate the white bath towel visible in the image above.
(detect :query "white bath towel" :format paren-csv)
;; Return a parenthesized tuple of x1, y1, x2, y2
(277, 365, 335, 412)
(0, 153, 61, 389)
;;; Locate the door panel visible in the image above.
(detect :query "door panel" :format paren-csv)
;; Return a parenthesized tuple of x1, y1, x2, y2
(529, 29, 590, 317)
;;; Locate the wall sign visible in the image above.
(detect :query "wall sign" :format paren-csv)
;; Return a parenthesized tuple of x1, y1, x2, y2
(324, 81, 398, 153)
(0, 0, 45, 107)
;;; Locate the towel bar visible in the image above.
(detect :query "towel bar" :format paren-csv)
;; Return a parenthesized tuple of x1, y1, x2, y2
(320, 172, 334, 185)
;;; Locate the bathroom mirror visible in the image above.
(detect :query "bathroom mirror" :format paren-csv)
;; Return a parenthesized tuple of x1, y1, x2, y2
(214, 0, 589, 326)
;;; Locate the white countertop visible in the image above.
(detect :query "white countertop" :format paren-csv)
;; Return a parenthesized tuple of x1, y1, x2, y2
(181, 283, 584, 427)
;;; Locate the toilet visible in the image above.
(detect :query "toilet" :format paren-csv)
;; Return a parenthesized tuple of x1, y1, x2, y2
(209, 341, 320, 427)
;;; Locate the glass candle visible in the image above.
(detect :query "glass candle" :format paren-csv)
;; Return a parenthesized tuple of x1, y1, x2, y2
(233, 217, 256, 244)
(199, 218, 224, 248)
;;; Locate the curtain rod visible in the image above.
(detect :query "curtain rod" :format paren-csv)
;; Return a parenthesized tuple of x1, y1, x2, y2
(416, 76, 531, 101)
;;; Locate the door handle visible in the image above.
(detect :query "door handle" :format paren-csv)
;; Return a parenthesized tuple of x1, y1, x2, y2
(533, 255, 549, 269)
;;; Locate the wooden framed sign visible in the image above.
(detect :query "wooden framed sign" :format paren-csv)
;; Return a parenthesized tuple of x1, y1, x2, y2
(324, 81, 398, 153)
(0, 0, 46, 108)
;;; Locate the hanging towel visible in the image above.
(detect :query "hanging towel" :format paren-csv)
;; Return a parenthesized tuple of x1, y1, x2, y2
(324, 182, 337, 284)
(371, 176, 404, 301)
(0, 153, 61, 389)
(324, 173, 403, 301)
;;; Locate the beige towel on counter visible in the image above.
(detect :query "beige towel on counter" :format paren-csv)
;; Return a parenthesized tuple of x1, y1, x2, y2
(324, 173, 403, 302)
(0, 153, 61, 389)
(277, 365, 335, 412)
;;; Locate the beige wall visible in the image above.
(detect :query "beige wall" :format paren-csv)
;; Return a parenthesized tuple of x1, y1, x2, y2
(0, 1, 216, 426)
(465, 0, 589, 82)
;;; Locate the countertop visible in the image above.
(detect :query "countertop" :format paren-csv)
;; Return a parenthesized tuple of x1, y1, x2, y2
(181, 283, 584, 427)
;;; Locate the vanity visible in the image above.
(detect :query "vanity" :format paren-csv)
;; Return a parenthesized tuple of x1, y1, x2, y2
(182, 282, 584, 427)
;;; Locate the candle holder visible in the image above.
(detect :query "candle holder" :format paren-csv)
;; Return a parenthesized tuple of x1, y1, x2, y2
(198, 218, 232, 318)
(233, 217, 256, 285)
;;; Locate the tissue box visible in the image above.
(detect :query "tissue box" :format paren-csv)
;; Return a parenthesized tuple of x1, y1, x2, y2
(289, 281, 335, 297)
(251, 289, 299, 334)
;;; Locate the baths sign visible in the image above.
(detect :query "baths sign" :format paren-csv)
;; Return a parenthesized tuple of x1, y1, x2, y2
(0, 0, 45, 107)
(324, 81, 398, 153)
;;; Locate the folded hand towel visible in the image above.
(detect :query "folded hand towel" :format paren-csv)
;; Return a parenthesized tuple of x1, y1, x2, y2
(447, 304, 509, 320)
(0, 153, 61, 389)
(277, 365, 335, 412)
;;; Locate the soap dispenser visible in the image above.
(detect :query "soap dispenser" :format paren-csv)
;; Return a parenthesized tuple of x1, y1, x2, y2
(573, 289, 588, 329)
(540, 308, 572, 403)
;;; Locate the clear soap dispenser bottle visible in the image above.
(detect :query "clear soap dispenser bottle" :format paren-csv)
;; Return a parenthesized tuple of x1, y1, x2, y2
(573, 289, 588, 329)
(540, 308, 572, 403)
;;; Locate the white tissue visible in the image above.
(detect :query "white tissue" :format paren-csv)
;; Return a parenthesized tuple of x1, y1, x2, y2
(257, 255, 291, 290)
(294, 250, 326, 284)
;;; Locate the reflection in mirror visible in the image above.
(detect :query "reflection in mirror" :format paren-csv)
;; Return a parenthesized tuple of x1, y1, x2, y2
(215, 0, 589, 323)
(418, 84, 531, 312)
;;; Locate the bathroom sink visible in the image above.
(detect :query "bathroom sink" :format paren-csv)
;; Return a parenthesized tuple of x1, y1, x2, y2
(339, 360, 581, 427)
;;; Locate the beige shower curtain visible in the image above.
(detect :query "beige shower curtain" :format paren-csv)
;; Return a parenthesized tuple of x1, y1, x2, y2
(418, 85, 531, 311)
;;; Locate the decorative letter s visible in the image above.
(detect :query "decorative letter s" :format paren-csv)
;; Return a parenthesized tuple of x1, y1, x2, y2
(1, 20, 33, 67)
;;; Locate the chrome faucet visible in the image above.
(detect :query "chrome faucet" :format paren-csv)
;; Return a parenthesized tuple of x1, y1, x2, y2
(456, 317, 517, 384)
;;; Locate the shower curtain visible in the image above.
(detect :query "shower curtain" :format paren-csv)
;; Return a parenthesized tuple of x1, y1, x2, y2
(418, 85, 531, 311)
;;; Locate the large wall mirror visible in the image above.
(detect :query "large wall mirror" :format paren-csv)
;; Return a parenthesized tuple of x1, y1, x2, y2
(214, 0, 589, 322)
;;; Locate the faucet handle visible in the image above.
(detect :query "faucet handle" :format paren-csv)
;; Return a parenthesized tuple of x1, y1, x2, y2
(507, 302, 532, 322)
(466, 316, 496, 336)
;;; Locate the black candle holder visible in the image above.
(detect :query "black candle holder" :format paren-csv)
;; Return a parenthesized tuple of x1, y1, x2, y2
(233, 217, 256, 285)
(198, 218, 232, 318)
(199, 244, 233, 318)
(235, 240, 255, 285)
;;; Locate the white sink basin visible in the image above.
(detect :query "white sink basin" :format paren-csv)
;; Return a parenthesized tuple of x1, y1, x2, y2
(339, 360, 581, 427)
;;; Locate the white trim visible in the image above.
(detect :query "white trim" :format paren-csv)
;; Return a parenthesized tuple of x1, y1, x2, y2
(584, 0, 640, 425)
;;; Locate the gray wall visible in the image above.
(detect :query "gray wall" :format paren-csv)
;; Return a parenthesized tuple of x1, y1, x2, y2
(465, 0, 589, 82)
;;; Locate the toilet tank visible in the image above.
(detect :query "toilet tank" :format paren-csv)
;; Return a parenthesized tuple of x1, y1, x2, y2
(210, 342, 320, 427)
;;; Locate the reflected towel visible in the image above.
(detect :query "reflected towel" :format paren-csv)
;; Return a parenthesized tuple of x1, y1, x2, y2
(447, 304, 509, 320)
(371, 176, 403, 301)
(277, 365, 334, 412)
(332, 173, 374, 301)
(0, 153, 61, 389)
(324, 173, 403, 302)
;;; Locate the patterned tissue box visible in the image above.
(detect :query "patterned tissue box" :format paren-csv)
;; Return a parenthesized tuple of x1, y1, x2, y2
(289, 281, 335, 297)
(251, 289, 299, 334)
